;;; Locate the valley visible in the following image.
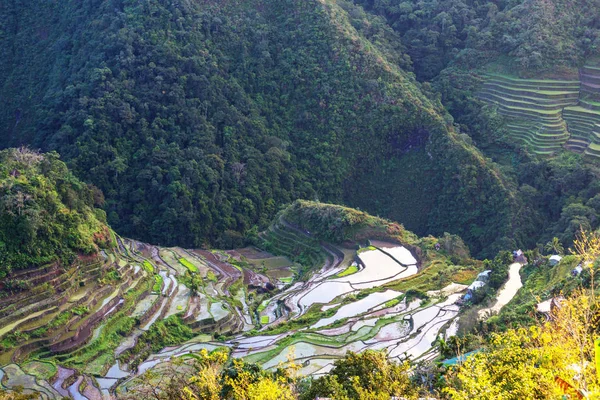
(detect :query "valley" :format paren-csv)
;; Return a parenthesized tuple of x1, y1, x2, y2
(3, 0, 600, 397)
(0, 209, 482, 399)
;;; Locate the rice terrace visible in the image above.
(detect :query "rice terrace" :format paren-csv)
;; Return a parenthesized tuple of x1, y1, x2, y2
(0, 200, 497, 399)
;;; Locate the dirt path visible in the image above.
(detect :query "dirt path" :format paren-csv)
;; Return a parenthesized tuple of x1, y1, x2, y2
(478, 262, 524, 319)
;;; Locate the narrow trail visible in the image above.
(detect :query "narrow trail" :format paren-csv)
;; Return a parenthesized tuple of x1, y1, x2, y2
(478, 262, 524, 319)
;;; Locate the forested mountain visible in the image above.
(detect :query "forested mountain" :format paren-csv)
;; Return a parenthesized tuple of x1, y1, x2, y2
(0, 0, 519, 256)
(355, 0, 600, 79)
(7, 1, 600, 397)
(0, 147, 109, 276)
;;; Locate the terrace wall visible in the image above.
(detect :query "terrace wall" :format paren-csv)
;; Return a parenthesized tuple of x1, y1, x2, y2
(479, 69, 600, 159)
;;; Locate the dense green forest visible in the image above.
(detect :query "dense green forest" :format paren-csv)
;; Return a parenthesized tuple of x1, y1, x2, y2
(0, 147, 109, 277)
(3, 0, 600, 258)
(355, 0, 600, 79)
(6, 0, 600, 398)
(0, 0, 521, 257)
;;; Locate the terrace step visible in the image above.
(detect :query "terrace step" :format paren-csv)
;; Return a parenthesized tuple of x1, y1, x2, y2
(565, 137, 590, 147)
(485, 74, 580, 90)
(479, 92, 577, 111)
(582, 65, 600, 75)
(580, 73, 600, 85)
(505, 127, 569, 140)
(0, 290, 57, 319)
(564, 144, 587, 153)
(581, 84, 600, 98)
(563, 111, 600, 145)
(563, 105, 600, 116)
(482, 83, 579, 99)
(7, 265, 56, 280)
(511, 135, 565, 150)
(580, 99, 600, 111)
(481, 85, 579, 102)
(584, 143, 600, 157)
(567, 120, 596, 130)
(568, 131, 594, 143)
(509, 127, 568, 142)
(564, 117, 600, 130)
(490, 104, 563, 119)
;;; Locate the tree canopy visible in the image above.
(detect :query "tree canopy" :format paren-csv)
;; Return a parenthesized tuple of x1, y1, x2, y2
(0, 147, 109, 277)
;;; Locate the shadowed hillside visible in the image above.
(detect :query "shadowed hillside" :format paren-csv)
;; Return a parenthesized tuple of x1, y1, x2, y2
(0, 0, 519, 257)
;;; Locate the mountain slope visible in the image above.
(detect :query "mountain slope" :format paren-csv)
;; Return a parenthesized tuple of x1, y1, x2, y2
(0, 147, 109, 277)
(354, 0, 600, 79)
(0, 0, 518, 256)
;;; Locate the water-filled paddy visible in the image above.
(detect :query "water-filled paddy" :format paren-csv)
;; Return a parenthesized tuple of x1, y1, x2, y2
(1, 237, 482, 398)
(312, 290, 401, 328)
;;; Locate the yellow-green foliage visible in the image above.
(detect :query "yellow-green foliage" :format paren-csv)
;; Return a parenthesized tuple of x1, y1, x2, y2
(207, 270, 217, 282)
(153, 274, 163, 293)
(304, 350, 416, 399)
(389, 259, 480, 293)
(260, 315, 270, 324)
(142, 260, 154, 274)
(0, 148, 109, 277)
(446, 290, 600, 399)
(257, 301, 269, 313)
(21, 360, 57, 380)
(127, 348, 297, 400)
(0, 387, 39, 399)
(336, 265, 359, 278)
(283, 200, 417, 244)
(178, 257, 198, 273)
(384, 298, 401, 308)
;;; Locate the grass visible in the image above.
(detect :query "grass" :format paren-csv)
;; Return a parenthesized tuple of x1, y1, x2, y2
(279, 276, 293, 283)
(451, 269, 480, 284)
(260, 315, 270, 324)
(252, 304, 339, 336)
(244, 314, 413, 365)
(49, 278, 152, 374)
(178, 257, 198, 273)
(72, 306, 90, 316)
(480, 74, 586, 160)
(357, 245, 377, 254)
(153, 274, 163, 293)
(143, 260, 154, 274)
(388, 258, 480, 293)
(564, 106, 600, 115)
(485, 82, 578, 96)
(21, 360, 57, 380)
(207, 271, 217, 282)
(384, 298, 401, 308)
(248, 257, 292, 269)
(257, 301, 269, 313)
(488, 73, 580, 84)
(336, 265, 358, 278)
(118, 315, 194, 368)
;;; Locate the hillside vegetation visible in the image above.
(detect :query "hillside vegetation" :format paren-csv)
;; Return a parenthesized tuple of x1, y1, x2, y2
(0, 147, 109, 277)
(0, 148, 487, 399)
(355, 0, 600, 78)
(0, 149, 599, 399)
(0, 0, 518, 257)
(281, 199, 418, 244)
(5, 0, 600, 397)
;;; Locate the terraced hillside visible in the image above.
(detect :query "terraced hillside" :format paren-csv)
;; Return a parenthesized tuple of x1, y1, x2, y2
(478, 74, 580, 155)
(0, 235, 288, 399)
(479, 67, 600, 159)
(0, 203, 486, 399)
(563, 65, 600, 158)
